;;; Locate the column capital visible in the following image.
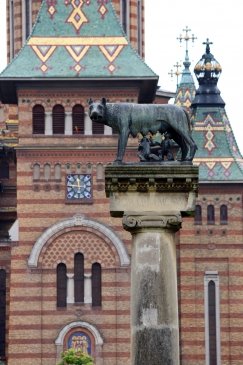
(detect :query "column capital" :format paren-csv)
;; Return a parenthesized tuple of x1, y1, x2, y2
(67, 273, 74, 279)
(122, 212, 182, 232)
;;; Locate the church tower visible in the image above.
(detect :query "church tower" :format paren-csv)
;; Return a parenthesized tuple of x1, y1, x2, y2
(0, 1, 157, 364)
(7, 0, 145, 61)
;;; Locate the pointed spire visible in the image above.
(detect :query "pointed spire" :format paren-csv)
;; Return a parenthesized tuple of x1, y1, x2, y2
(191, 40, 243, 181)
(174, 27, 196, 111)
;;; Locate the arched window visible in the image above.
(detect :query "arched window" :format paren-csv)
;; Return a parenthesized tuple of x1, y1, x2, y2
(54, 163, 61, 180)
(96, 163, 104, 181)
(53, 104, 65, 134)
(208, 280, 217, 364)
(92, 263, 102, 307)
(207, 205, 215, 225)
(220, 205, 228, 225)
(74, 253, 84, 303)
(22, 0, 32, 42)
(195, 204, 202, 225)
(9, 0, 15, 59)
(92, 120, 104, 135)
(33, 104, 45, 134)
(205, 273, 221, 365)
(33, 163, 40, 180)
(0, 161, 9, 179)
(137, 0, 142, 55)
(44, 163, 51, 181)
(56, 263, 67, 308)
(72, 104, 85, 134)
(0, 269, 6, 358)
(120, 0, 128, 35)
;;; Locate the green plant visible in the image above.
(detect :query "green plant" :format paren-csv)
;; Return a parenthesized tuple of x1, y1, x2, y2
(57, 348, 94, 365)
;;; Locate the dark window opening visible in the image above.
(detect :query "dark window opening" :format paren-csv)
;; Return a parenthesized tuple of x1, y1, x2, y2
(207, 205, 215, 225)
(33, 104, 45, 134)
(10, 0, 15, 58)
(92, 263, 102, 307)
(220, 205, 228, 225)
(57, 263, 67, 308)
(0, 161, 9, 179)
(72, 104, 85, 134)
(195, 204, 202, 225)
(0, 269, 6, 359)
(25, 0, 31, 39)
(53, 105, 65, 134)
(74, 253, 84, 303)
(137, 0, 142, 55)
(208, 280, 217, 365)
(92, 121, 104, 135)
(121, 0, 127, 33)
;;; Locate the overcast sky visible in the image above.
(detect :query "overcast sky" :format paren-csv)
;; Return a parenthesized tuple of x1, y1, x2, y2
(0, 1, 243, 155)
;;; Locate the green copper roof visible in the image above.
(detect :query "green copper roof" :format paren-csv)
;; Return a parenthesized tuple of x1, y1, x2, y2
(0, 0, 157, 80)
(174, 51, 196, 112)
(192, 107, 243, 182)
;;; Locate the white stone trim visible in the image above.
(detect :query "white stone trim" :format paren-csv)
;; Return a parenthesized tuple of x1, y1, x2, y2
(204, 271, 221, 365)
(28, 215, 130, 267)
(55, 320, 103, 346)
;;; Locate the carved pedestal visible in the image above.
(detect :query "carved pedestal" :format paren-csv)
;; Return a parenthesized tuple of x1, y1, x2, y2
(105, 164, 198, 365)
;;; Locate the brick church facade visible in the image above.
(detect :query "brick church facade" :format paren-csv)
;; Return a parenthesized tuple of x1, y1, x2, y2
(0, 1, 243, 365)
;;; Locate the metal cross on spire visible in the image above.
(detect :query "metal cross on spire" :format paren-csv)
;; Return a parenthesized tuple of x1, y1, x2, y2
(203, 38, 213, 53)
(177, 26, 197, 52)
(168, 61, 182, 88)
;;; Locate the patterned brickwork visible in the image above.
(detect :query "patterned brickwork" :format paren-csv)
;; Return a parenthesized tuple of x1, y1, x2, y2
(40, 229, 117, 269)
(179, 186, 243, 365)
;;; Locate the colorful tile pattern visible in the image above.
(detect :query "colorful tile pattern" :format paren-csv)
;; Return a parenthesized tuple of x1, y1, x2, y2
(0, 0, 156, 79)
(192, 108, 243, 181)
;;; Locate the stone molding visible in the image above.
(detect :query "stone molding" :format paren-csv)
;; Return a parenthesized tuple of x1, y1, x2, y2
(122, 212, 182, 232)
(105, 164, 199, 195)
(28, 215, 130, 268)
(55, 320, 104, 346)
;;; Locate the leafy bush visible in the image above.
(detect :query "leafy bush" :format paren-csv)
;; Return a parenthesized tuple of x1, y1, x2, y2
(57, 348, 94, 365)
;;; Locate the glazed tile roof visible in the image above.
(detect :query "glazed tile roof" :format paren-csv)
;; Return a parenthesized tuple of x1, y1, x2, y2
(174, 44, 243, 182)
(174, 51, 196, 112)
(0, 0, 157, 80)
(192, 108, 243, 182)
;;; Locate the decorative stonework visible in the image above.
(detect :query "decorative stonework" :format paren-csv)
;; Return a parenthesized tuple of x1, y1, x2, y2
(105, 164, 199, 195)
(28, 215, 130, 268)
(122, 213, 182, 232)
(40, 229, 116, 269)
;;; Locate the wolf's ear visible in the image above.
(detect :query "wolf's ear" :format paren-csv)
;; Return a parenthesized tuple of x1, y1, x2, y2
(87, 98, 93, 105)
(101, 97, 106, 106)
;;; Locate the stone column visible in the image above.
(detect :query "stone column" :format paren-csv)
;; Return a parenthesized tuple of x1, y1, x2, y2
(45, 111, 52, 135)
(105, 163, 198, 365)
(67, 273, 74, 304)
(123, 212, 181, 364)
(65, 111, 72, 135)
(84, 273, 92, 304)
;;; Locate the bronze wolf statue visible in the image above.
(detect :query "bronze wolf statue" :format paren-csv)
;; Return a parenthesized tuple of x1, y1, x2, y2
(88, 98, 197, 163)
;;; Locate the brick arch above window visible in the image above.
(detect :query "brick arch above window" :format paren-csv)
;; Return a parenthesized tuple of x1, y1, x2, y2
(55, 321, 103, 352)
(28, 215, 130, 268)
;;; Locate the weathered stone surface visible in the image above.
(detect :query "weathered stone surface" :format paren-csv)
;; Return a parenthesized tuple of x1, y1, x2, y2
(105, 163, 199, 365)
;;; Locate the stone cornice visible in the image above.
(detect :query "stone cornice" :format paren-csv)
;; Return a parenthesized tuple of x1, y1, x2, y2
(105, 163, 199, 194)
